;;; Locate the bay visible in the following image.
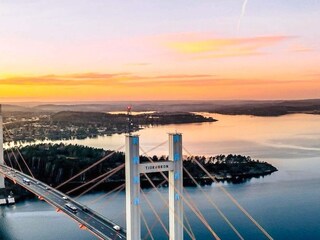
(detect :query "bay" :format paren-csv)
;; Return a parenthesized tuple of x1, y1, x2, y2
(1, 113, 320, 239)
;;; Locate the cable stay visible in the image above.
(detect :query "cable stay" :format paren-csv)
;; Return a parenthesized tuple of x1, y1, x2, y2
(5, 155, 13, 168)
(143, 174, 195, 240)
(4, 127, 34, 178)
(83, 184, 125, 225)
(183, 166, 244, 240)
(15, 147, 35, 178)
(184, 211, 196, 240)
(183, 186, 207, 221)
(141, 188, 170, 238)
(141, 146, 221, 240)
(143, 200, 167, 240)
(141, 140, 168, 155)
(3, 130, 24, 173)
(140, 179, 168, 240)
(7, 147, 23, 172)
(183, 146, 273, 240)
(75, 164, 125, 199)
(140, 207, 155, 240)
(67, 164, 124, 195)
(55, 145, 124, 190)
(3, 148, 13, 169)
(86, 183, 125, 205)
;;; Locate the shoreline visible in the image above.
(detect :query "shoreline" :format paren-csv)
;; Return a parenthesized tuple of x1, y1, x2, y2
(6, 170, 277, 202)
(4, 144, 278, 202)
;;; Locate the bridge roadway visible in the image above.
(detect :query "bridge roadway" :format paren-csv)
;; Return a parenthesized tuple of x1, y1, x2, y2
(0, 164, 126, 240)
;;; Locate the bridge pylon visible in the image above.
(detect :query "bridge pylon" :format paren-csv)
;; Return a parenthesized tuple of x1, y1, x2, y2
(125, 133, 183, 240)
(0, 105, 5, 189)
(125, 134, 141, 240)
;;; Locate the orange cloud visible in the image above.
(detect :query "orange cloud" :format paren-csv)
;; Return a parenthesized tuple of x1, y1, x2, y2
(1, 71, 319, 102)
(1, 73, 318, 88)
(0, 73, 131, 86)
(0, 73, 219, 87)
(166, 35, 294, 58)
(155, 74, 214, 79)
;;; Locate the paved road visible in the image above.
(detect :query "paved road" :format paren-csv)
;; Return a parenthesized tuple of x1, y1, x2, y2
(0, 164, 126, 240)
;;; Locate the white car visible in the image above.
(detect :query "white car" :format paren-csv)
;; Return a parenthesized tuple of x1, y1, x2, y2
(62, 196, 68, 200)
(113, 225, 121, 231)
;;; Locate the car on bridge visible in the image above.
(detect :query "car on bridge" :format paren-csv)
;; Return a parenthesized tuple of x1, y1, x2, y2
(65, 203, 78, 213)
(23, 178, 31, 185)
(113, 225, 121, 231)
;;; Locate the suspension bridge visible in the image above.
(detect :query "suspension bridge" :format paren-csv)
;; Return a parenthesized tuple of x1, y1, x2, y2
(0, 106, 274, 240)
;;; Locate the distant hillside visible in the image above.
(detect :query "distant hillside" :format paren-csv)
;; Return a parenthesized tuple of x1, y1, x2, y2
(1, 104, 33, 112)
(51, 111, 117, 123)
(210, 99, 320, 116)
(2, 99, 320, 116)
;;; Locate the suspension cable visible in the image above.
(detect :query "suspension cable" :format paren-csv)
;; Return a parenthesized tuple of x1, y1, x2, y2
(183, 166, 244, 240)
(55, 145, 124, 189)
(140, 147, 221, 240)
(183, 146, 273, 240)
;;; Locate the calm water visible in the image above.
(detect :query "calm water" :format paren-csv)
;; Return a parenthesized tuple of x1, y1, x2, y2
(1, 113, 320, 239)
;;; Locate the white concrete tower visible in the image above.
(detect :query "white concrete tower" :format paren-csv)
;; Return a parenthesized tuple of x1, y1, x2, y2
(125, 134, 140, 240)
(168, 133, 183, 240)
(125, 133, 183, 240)
(0, 105, 5, 188)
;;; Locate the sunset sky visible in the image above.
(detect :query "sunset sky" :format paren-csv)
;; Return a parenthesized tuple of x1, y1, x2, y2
(0, 0, 319, 102)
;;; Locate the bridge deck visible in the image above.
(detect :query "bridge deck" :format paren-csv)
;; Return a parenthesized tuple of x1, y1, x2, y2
(0, 164, 126, 240)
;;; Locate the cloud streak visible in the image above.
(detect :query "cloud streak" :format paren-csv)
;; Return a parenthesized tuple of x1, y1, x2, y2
(0, 73, 217, 86)
(167, 35, 294, 58)
(1, 72, 317, 89)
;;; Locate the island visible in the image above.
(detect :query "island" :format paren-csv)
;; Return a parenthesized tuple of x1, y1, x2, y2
(4, 144, 277, 201)
(4, 111, 216, 142)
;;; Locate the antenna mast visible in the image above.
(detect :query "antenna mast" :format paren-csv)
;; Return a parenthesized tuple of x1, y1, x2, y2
(127, 105, 132, 135)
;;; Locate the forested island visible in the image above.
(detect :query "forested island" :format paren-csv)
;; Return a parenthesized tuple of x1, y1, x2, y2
(4, 111, 216, 142)
(4, 144, 277, 200)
